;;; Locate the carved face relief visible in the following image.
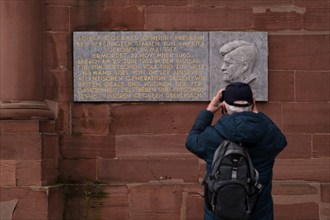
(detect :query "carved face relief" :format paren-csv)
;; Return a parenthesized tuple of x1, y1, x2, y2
(221, 51, 246, 83)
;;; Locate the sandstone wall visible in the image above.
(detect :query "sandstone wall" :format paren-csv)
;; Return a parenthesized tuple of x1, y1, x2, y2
(1, 0, 329, 219)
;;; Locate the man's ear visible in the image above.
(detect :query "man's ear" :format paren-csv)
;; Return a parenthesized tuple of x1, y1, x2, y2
(242, 60, 249, 72)
(221, 103, 227, 115)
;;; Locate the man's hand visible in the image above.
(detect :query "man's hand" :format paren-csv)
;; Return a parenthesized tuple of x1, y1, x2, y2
(207, 89, 225, 114)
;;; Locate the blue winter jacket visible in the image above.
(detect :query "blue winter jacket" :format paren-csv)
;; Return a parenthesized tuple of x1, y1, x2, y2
(186, 110, 287, 220)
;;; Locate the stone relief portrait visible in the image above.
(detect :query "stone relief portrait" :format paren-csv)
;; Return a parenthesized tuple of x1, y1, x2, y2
(209, 32, 268, 101)
(219, 40, 257, 84)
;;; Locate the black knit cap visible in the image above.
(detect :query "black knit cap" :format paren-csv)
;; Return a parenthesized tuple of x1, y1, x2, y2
(224, 82, 253, 107)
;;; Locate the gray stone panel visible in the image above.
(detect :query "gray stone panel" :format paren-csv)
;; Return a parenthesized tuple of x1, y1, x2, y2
(73, 31, 268, 102)
(73, 32, 209, 102)
(209, 32, 268, 101)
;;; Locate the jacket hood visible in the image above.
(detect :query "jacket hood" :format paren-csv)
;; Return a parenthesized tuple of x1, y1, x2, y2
(215, 112, 268, 144)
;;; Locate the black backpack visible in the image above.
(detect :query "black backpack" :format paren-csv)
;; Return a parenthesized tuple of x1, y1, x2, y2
(204, 140, 263, 220)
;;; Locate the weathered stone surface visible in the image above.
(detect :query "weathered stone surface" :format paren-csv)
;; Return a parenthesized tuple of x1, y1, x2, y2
(313, 134, 330, 158)
(295, 71, 330, 102)
(282, 103, 330, 133)
(115, 134, 191, 158)
(60, 134, 115, 159)
(274, 158, 330, 182)
(111, 103, 205, 134)
(279, 134, 311, 159)
(269, 35, 330, 70)
(145, 7, 253, 30)
(129, 184, 182, 220)
(97, 158, 200, 182)
(321, 184, 330, 203)
(59, 159, 97, 181)
(268, 71, 294, 102)
(273, 181, 318, 195)
(274, 203, 320, 220)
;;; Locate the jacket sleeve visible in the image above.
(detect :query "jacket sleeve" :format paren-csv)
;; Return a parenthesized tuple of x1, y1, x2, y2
(261, 112, 288, 154)
(185, 110, 215, 159)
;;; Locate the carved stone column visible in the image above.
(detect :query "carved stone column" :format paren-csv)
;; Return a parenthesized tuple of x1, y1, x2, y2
(0, 0, 53, 119)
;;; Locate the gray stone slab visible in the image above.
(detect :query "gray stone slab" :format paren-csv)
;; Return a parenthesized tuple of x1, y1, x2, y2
(74, 32, 209, 102)
(73, 31, 268, 102)
(209, 32, 268, 101)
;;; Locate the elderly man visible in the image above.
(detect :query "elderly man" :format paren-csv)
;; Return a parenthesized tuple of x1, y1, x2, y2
(186, 82, 287, 220)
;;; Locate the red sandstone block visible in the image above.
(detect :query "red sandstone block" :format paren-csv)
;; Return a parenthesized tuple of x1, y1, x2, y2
(294, 0, 330, 8)
(54, 102, 71, 134)
(274, 158, 330, 182)
(59, 159, 97, 181)
(282, 103, 330, 133)
(63, 184, 129, 219)
(303, 8, 330, 31)
(99, 186, 129, 219)
(129, 184, 182, 220)
(253, 11, 302, 31)
(97, 158, 200, 182)
(102, 185, 129, 207)
(4, 187, 49, 220)
(296, 71, 330, 102)
(60, 134, 115, 159)
(48, 186, 65, 220)
(45, 33, 71, 71)
(45, 6, 70, 31)
(72, 118, 111, 135)
(45, 70, 72, 101)
(199, 159, 206, 180)
(115, 134, 192, 158)
(0, 134, 42, 160)
(46, 0, 126, 7)
(16, 160, 42, 186)
(104, 6, 145, 30)
(111, 103, 206, 134)
(45, 0, 71, 6)
(183, 183, 203, 194)
(313, 134, 330, 158)
(0, 120, 40, 134)
(0, 120, 55, 134)
(323, 207, 330, 218)
(272, 181, 318, 195)
(190, 0, 292, 7)
(131, 0, 188, 6)
(100, 207, 129, 220)
(0, 160, 16, 186)
(40, 120, 56, 133)
(185, 193, 204, 220)
(279, 134, 311, 159)
(274, 203, 319, 220)
(145, 6, 253, 30)
(269, 35, 330, 70)
(321, 184, 330, 203)
(70, 5, 108, 31)
(72, 103, 110, 118)
(42, 134, 59, 160)
(256, 102, 283, 129)
(0, 187, 29, 201)
(42, 159, 59, 185)
(268, 71, 294, 102)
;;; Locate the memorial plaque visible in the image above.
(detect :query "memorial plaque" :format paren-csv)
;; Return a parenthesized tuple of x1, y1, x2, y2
(73, 31, 268, 102)
(209, 32, 268, 101)
(74, 32, 209, 102)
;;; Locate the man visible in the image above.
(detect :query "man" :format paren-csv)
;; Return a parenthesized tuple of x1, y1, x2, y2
(186, 82, 287, 220)
(220, 40, 257, 84)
